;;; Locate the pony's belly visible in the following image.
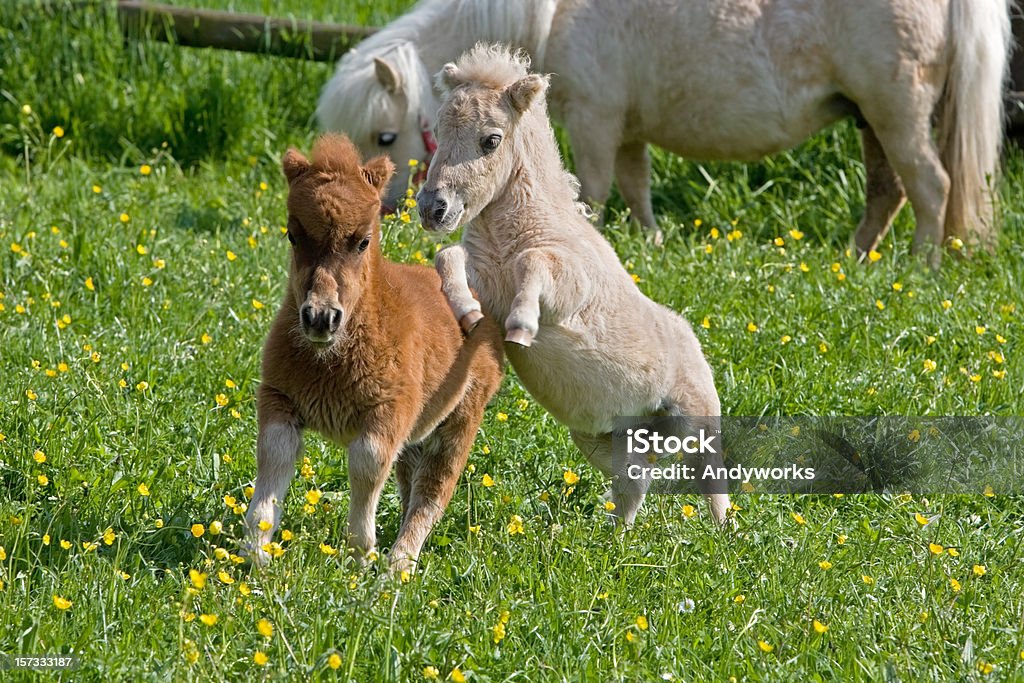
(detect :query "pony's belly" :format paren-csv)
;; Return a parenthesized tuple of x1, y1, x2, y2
(506, 326, 662, 435)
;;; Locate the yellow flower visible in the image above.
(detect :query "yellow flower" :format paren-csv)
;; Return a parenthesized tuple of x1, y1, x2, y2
(136, 244, 148, 255)
(949, 237, 964, 251)
(977, 662, 994, 675)
(53, 126, 65, 138)
(758, 640, 774, 653)
(305, 489, 322, 505)
(726, 229, 742, 242)
(280, 529, 293, 541)
(119, 213, 130, 223)
(450, 667, 466, 683)
(973, 564, 986, 577)
(788, 229, 804, 240)
(215, 394, 229, 407)
(818, 341, 829, 354)
(60, 539, 72, 550)
(861, 575, 874, 585)
(225, 378, 237, 389)
(941, 299, 952, 310)
(507, 515, 524, 535)
(733, 594, 745, 604)
(791, 512, 806, 525)
(875, 299, 885, 311)
(867, 250, 881, 262)
(563, 470, 580, 485)
(190, 523, 205, 538)
(53, 595, 72, 610)
(481, 474, 495, 488)
(709, 227, 719, 239)
(813, 620, 829, 634)
(26, 389, 38, 401)
(0, 547, 5, 560)
(251, 299, 264, 310)
(818, 560, 833, 570)
(975, 325, 986, 336)
(33, 450, 46, 463)
(635, 615, 649, 631)
(496, 412, 508, 422)
(42, 534, 50, 545)
(914, 512, 929, 526)
(258, 520, 272, 532)
(209, 520, 223, 535)
(37, 474, 49, 486)
(799, 262, 809, 273)
(253, 651, 268, 666)
(773, 237, 785, 247)
(423, 665, 440, 679)
(226, 250, 237, 262)
(928, 542, 944, 555)
(746, 322, 758, 333)
(189, 569, 207, 589)
(983, 485, 995, 497)
(682, 504, 696, 518)
(102, 527, 115, 545)
(922, 359, 937, 373)
(154, 518, 164, 528)
(199, 613, 218, 627)
(239, 582, 251, 596)
(262, 542, 284, 558)
(603, 500, 616, 511)
(257, 618, 273, 638)
(996, 334, 1006, 344)
(328, 653, 342, 670)
(201, 333, 212, 345)
(136, 381, 148, 392)
(491, 621, 506, 644)
(141, 277, 153, 287)
(949, 577, 961, 592)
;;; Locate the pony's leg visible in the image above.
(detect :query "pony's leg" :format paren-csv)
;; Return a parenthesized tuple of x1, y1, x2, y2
(570, 430, 650, 526)
(245, 387, 303, 565)
(346, 430, 403, 564)
(865, 119, 949, 267)
(614, 142, 657, 230)
(435, 245, 483, 333)
(853, 125, 907, 255)
(389, 372, 494, 576)
(505, 248, 590, 347)
(566, 112, 618, 222)
(660, 407, 731, 525)
(394, 444, 421, 527)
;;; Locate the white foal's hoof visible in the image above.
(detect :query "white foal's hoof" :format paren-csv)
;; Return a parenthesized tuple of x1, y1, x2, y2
(504, 327, 534, 347)
(459, 310, 484, 334)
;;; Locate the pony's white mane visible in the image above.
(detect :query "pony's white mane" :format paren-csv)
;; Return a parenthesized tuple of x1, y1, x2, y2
(317, 0, 556, 133)
(316, 41, 433, 137)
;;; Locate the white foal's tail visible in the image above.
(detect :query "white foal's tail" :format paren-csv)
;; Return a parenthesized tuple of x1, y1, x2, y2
(939, 0, 1012, 245)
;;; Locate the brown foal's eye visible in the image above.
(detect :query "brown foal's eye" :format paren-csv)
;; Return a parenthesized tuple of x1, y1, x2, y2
(286, 231, 296, 246)
(358, 236, 370, 252)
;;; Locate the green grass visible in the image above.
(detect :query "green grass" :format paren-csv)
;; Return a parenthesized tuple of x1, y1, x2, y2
(1, 1, 1023, 681)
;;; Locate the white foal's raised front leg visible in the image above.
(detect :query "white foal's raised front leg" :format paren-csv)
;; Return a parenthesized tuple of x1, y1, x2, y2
(245, 421, 303, 564)
(435, 245, 483, 333)
(505, 248, 590, 347)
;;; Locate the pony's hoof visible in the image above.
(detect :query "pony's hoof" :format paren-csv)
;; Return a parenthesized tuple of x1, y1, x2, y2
(505, 328, 534, 347)
(459, 310, 484, 334)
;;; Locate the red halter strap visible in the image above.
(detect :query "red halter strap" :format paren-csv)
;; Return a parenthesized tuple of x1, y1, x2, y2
(413, 115, 437, 185)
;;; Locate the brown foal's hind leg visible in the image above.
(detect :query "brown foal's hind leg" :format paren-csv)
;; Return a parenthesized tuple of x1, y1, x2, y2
(853, 125, 907, 256)
(395, 444, 422, 526)
(388, 377, 493, 577)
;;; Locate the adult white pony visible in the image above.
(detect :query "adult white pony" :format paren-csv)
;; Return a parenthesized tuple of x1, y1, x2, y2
(417, 44, 731, 525)
(318, 0, 1011, 263)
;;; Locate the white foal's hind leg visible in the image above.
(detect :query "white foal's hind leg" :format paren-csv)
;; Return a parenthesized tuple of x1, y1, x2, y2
(246, 421, 302, 564)
(571, 430, 651, 526)
(853, 125, 907, 256)
(614, 142, 658, 232)
(435, 245, 483, 333)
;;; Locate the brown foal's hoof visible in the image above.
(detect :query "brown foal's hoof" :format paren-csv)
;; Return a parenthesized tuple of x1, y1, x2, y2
(504, 328, 534, 347)
(459, 310, 484, 334)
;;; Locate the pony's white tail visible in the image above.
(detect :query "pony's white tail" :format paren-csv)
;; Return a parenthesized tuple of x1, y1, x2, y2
(938, 0, 1012, 245)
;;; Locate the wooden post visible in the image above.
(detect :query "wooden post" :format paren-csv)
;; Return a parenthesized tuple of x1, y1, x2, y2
(116, 1, 376, 62)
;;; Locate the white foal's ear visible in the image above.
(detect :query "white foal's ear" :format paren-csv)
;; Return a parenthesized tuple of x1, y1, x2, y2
(362, 155, 396, 195)
(282, 148, 311, 183)
(373, 57, 402, 93)
(505, 74, 547, 114)
(437, 63, 461, 92)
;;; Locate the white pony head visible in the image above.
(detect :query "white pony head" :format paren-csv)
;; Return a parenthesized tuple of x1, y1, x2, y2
(316, 40, 438, 212)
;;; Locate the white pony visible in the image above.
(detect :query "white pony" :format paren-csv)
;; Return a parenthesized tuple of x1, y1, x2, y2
(418, 45, 731, 525)
(318, 0, 1010, 263)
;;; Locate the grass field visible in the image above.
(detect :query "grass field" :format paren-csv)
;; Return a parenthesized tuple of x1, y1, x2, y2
(1, 1, 1023, 680)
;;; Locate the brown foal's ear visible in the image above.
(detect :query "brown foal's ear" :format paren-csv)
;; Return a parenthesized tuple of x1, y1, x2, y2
(505, 73, 548, 114)
(282, 148, 311, 183)
(362, 155, 396, 195)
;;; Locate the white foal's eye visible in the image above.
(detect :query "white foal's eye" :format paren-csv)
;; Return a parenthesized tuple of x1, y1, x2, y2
(481, 133, 502, 154)
(377, 132, 397, 147)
